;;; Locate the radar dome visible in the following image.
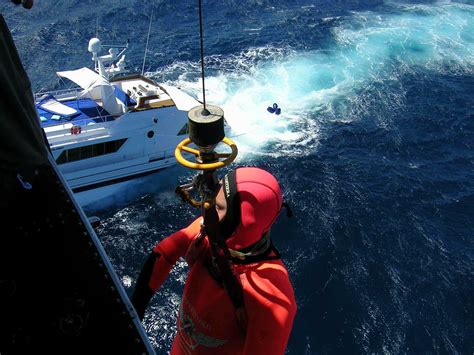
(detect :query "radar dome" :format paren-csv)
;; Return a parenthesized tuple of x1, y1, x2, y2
(88, 38, 102, 53)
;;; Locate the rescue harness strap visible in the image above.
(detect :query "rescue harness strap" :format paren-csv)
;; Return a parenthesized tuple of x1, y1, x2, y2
(203, 201, 248, 333)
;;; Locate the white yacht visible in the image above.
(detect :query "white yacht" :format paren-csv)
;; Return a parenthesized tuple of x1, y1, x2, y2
(35, 38, 200, 207)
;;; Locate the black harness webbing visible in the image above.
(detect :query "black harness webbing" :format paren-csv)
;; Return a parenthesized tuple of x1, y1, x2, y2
(204, 201, 245, 306)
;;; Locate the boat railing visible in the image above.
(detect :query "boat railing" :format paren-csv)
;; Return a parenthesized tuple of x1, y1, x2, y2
(35, 87, 83, 101)
(44, 114, 114, 132)
(45, 120, 111, 142)
(46, 125, 179, 159)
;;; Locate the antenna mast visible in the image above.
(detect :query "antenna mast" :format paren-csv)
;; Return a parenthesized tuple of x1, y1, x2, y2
(95, 14, 99, 38)
(142, 4, 155, 76)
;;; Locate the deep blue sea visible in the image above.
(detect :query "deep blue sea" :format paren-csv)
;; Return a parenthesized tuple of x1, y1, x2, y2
(2, 0, 474, 353)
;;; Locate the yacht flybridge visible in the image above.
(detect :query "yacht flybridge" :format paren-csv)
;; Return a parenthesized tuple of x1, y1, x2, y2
(35, 38, 202, 207)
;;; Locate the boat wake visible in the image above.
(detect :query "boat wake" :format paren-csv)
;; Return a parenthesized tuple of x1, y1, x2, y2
(150, 2, 473, 160)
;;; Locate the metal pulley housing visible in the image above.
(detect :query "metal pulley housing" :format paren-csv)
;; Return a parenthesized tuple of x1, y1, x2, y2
(175, 104, 237, 171)
(188, 105, 225, 149)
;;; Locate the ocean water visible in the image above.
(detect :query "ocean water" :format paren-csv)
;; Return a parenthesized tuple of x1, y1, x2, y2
(3, 0, 473, 353)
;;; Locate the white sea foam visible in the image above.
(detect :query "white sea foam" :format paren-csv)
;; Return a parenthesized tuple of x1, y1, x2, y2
(149, 3, 473, 159)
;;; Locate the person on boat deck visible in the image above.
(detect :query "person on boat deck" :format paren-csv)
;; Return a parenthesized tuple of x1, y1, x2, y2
(131, 167, 297, 355)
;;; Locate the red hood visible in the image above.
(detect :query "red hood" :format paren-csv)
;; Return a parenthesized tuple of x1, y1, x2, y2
(225, 167, 282, 250)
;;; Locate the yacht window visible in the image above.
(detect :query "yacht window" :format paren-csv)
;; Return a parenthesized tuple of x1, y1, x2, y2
(93, 143, 105, 156)
(80, 145, 94, 160)
(56, 138, 127, 164)
(67, 148, 80, 162)
(104, 141, 117, 154)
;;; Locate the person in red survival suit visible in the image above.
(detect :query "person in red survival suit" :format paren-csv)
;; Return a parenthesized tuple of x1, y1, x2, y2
(131, 167, 297, 354)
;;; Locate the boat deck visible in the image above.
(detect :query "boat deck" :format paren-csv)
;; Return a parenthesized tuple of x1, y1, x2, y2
(110, 75, 175, 110)
(37, 95, 114, 128)
(35, 75, 175, 129)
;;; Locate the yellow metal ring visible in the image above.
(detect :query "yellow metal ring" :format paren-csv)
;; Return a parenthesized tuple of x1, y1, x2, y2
(175, 137, 238, 170)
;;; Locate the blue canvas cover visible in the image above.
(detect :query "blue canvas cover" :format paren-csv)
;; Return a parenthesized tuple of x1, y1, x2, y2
(37, 96, 112, 127)
(113, 85, 137, 107)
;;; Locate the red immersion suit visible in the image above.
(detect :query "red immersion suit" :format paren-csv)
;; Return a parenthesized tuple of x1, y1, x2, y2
(133, 167, 297, 354)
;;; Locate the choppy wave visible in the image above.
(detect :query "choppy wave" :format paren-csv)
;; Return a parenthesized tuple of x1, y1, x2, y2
(149, 2, 473, 159)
